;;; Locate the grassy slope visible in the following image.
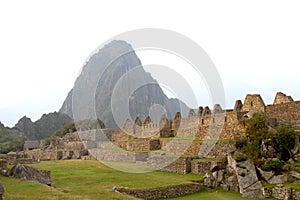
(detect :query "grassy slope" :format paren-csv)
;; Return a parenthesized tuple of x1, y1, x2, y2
(1, 160, 201, 200)
(1, 160, 277, 200)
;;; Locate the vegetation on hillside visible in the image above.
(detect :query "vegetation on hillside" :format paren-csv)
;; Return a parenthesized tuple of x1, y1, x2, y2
(45, 120, 76, 145)
(235, 112, 298, 170)
(14, 112, 72, 140)
(0, 121, 25, 153)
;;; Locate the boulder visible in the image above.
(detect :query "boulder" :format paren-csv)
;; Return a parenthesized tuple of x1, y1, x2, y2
(227, 153, 263, 198)
(226, 175, 239, 192)
(267, 174, 288, 184)
(290, 171, 300, 179)
(8, 164, 51, 186)
(203, 173, 216, 188)
(257, 168, 275, 181)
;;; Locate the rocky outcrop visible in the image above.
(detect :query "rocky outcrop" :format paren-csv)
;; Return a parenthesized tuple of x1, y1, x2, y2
(227, 152, 263, 198)
(8, 164, 51, 185)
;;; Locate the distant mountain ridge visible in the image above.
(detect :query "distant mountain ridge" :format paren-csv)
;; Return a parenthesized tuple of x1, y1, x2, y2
(60, 40, 189, 128)
(0, 112, 71, 153)
(14, 112, 71, 140)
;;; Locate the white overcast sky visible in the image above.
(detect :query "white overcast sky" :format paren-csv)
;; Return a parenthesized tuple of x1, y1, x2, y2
(0, 0, 300, 127)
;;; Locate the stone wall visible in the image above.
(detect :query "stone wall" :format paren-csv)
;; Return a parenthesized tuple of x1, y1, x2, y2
(191, 159, 227, 174)
(117, 183, 205, 200)
(266, 101, 300, 129)
(263, 185, 300, 200)
(148, 157, 192, 174)
(161, 141, 235, 158)
(116, 139, 161, 151)
(89, 149, 148, 163)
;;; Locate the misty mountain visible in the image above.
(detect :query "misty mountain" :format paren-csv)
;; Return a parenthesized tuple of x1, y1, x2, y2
(60, 40, 189, 128)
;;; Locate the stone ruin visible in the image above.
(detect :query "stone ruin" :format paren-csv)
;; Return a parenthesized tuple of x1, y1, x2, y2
(2, 92, 300, 199)
(6, 92, 300, 165)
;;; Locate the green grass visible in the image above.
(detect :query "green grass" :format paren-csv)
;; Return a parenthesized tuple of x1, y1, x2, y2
(1, 160, 275, 200)
(284, 182, 300, 191)
(1, 160, 202, 200)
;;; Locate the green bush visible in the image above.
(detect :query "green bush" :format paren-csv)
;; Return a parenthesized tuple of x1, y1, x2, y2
(263, 159, 285, 172)
(245, 112, 269, 141)
(270, 123, 297, 161)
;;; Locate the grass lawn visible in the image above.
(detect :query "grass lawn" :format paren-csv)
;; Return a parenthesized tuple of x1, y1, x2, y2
(1, 159, 202, 200)
(1, 159, 276, 200)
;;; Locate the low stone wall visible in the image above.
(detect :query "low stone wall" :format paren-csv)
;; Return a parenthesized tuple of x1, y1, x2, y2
(116, 139, 161, 151)
(89, 149, 148, 163)
(117, 183, 205, 200)
(24, 149, 88, 161)
(148, 157, 192, 174)
(191, 159, 227, 174)
(263, 185, 300, 200)
(162, 140, 235, 158)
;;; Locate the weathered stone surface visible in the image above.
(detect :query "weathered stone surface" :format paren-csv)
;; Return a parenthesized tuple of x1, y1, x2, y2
(227, 153, 263, 198)
(236, 160, 259, 189)
(8, 164, 51, 185)
(217, 170, 224, 183)
(290, 171, 300, 179)
(203, 173, 216, 188)
(241, 181, 263, 198)
(257, 167, 275, 181)
(268, 174, 288, 184)
(226, 175, 239, 192)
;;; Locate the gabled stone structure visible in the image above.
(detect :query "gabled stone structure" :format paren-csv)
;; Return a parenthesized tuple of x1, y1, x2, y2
(241, 94, 265, 112)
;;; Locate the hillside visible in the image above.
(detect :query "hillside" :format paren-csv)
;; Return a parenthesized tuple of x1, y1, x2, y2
(14, 112, 72, 140)
(0, 121, 25, 153)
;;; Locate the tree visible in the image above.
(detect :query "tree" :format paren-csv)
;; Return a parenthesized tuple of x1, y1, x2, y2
(270, 123, 297, 161)
(236, 112, 269, 162)
(245, 112, 269, 142)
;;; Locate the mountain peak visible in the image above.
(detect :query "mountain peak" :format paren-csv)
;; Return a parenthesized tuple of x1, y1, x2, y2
(60, 40, 189, 128)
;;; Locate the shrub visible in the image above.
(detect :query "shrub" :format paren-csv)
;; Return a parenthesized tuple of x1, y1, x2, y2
(263, 159, 285, 172)
(245, 112, 269, 141)
(270, 123, 297, 161)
